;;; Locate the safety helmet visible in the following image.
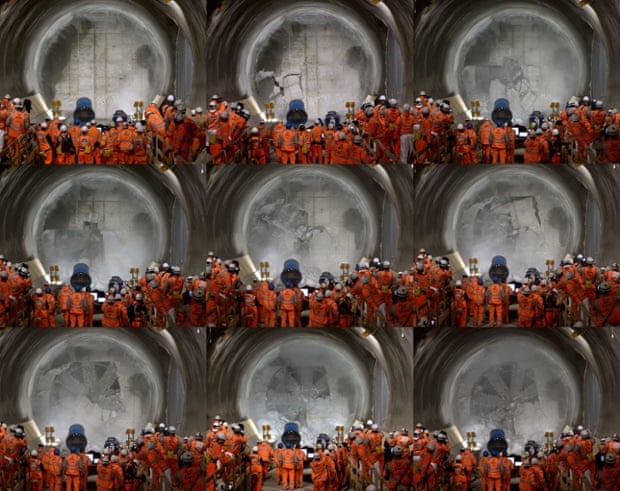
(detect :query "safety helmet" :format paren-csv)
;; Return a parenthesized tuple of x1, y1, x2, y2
(595, 100, 604, 109)
(216, 431, 226, 441)
(522, 287, 531, 295)
(552, 128, 560, 136)
(220, 111, 229, 121)
(457, 123, 464, 131)
(316, 292, 324, 301)
(208, 102, 217, 111)
(389, 98, 398, 106)
(338, 131, 346, 141)
(60, 125, 68, 132)
(81, 126, 88, 133)
(364, 107, 374, 118)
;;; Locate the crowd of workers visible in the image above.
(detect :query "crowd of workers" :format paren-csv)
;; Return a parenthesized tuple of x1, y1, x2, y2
(208, 416, 620, 491)
(0, 253, 419, 329)
(0, 94, 206, 165)
(0, 421, 206, 491)
(406, 249, 620, 328)
(6, 89, 620, 166)
(412, 91, 620, 164)
(206, 94, 418, 165)
(4, 249, 620, 328)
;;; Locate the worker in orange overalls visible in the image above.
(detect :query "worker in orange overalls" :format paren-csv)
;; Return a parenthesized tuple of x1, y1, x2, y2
(310, 120, 325, 163)
(35, 122, 54, 164)
(170, 111, 198, 163)
(69, 287, 88, 327)
(241, 284, 259, 327)
(491, 123, 509, 164)
(32, 288, 54, 327)
(62, 448, 83, 491)
(247, 127, 268, 164)
(209, 111, 233, 164)
(467, 277, 486, 326)
(486, 279, 505, 327)
(116, 122, 135, 164)
(76, 126, 95, 164)
(278, 284, 298, 327)
(246, 447, 263, 491)
(278, 122, 297, 164)
(132, 125, 150, 164)
(6, 98, 30, 162)
(310, 454, 327, 491)
(47, 448, 63, 491)
(517, 287, 535, 328)
(478, 119, 493, 163)
(28, 450, 44, 491)
(297, 124, 311, 164)
(55, 125, 76, 164)
(101, 295, 126, 327)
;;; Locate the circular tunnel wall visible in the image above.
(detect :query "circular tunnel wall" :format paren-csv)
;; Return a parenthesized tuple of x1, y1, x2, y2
(240, 3, 384, 121)
(239, 167, 380, 283)
(414, 0, 602, 118)
(0, 167, 184, 289)
(26, 331, 167, 449)
(208, 329, 414, 435)
(413, 166, 600, 280)
(445, 167, 584, 278)
(28, 2, 174, 119)
(238, 333, 371, 443)
(196, 166, 413, 281)
(0, 329, 186, 447)
(415, 329, 601, 453)
(207, 0, 412, 106)
(0, 0, 207, 118)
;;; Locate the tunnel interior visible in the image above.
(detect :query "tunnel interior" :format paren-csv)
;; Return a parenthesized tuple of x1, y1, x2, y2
(0, 0, 206, 120)
(208, 0, 413, 114)
(413, 165, 604, 281)
(208, 328, 414, 434)
(0, 328, 210, 446)
(413, 327, 620, 449)
(414, 0, 615, 118)
(0, 167, 188, 288)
